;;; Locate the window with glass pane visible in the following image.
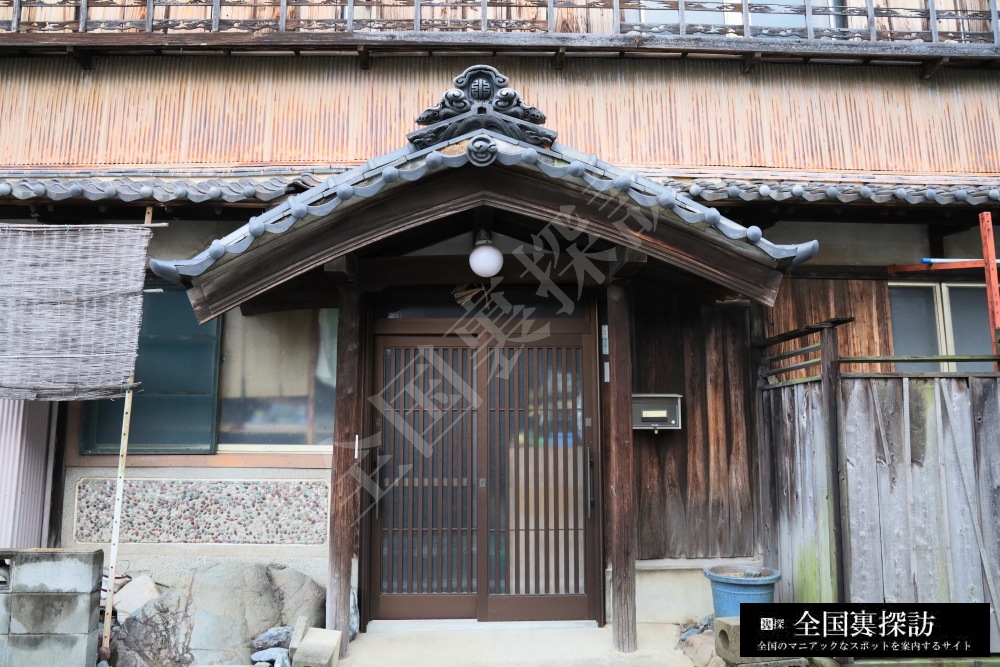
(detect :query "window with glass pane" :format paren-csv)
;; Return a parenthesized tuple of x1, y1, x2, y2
(81, 284, 221, 454)
(947, 286, 993, 372)
(218, 308, 337, 446)
(888, 285, 941, 372)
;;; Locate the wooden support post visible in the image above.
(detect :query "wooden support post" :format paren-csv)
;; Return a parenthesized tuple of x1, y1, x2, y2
(601, 284, 637, 653)
(102, 374, 135, 649)
(819, 325, 847, 604)
(328, 286, 362, 659)
(981, 212, 1000, 369)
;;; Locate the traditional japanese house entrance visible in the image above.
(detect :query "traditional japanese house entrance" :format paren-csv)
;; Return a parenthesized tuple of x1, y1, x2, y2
(148, 65, 820, 651)
(367, 313, 601, 622)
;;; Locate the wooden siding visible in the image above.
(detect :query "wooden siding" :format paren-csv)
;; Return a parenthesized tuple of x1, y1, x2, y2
(840, 376, 1000, 650)
(759, 278, 894, 376)
(759, 375, 1000, 651)
(1, 58, 999, 176)
(759, 381, 839, 603)
(631, 282, 756, 559)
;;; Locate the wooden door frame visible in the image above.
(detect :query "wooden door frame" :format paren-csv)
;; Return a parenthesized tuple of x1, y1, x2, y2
(359, 299, 605, 627)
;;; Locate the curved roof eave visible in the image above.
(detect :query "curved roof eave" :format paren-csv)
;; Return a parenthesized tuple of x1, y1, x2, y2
(149, 130, 819, 284)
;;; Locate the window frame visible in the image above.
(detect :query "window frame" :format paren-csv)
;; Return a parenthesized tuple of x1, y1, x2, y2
(888, 280, 991, 373)
(80, 281, 222, 455)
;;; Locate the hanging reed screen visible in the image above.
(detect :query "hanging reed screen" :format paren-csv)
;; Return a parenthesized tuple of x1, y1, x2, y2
(0, 224, 152, 401)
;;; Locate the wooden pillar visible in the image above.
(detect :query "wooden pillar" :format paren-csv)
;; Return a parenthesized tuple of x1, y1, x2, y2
(819, 324, 847, 604)
(328, 286, 361, 658)
(601, 283, 637, 652)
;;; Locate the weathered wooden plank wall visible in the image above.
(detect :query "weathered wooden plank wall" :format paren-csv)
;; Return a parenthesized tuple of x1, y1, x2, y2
(760, 278, 894, 376)
(1, 58, 999, 177)
(760, 373, 1000, 652)
(631, 282, 756, 559)
(838, 376, 1000, 650)
(759, 381, 839, 603)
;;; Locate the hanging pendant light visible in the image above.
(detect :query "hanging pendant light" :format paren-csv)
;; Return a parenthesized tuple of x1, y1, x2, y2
(469, 229, 503, 278)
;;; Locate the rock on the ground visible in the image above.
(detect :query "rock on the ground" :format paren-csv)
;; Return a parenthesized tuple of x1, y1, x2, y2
(114, 575, 162, 620)
(252, 646, 292, 667)
(350, 586, 359, 641)
(679, 630, 717, 667)
(268, 564, 325, 629)
(252, 625, 294, 650)
(113, 562, 324, 667)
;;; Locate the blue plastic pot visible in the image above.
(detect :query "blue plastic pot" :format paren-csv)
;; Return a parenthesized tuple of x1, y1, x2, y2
(703, 565, 781, 618)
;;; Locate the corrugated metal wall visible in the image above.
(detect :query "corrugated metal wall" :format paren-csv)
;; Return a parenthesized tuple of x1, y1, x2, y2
(0, 400, 52, 548)
(1, 57, 997, 176)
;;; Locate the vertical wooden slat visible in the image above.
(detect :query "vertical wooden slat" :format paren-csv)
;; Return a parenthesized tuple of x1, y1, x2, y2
(212, 0, 220, 31)
(414, 0, 421, 30)
(145, 0, 153, 32)
(937, 379, 984, 603)
(279, 0, 287, 31)
(603, 284, 637, 653)
(531, 348, 540, 595)
(683, 310, 708, 557)
(403, 348, 413, 593)
(513, 348, 522, 595)
(938, 378, 984, 602)
(543, 347, 553, 594)
(450, 350, 458, 593)
(867, 0, 877, 39)
(329, 286, 361, 659)
(678, 0, 686, 34)
(870, 378, 915, 603)
(724, 309, 754, 555)
(704, 309, 730, 557)
(741, 0, 750, 36)
(839, 379, 885, 602)
(804, 0, 814, 38)
(547, 0, 554, 31)
(970, 377, 1000, 651)
(819, 324, 846, 603)
(906, 378, 951, 603)
(11, 0, 20, 32)
(562, 348, 571, 594)
(79, 0, 88, 32)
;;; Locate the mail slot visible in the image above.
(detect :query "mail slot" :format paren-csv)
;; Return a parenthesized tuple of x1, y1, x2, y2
(632, 394, 682, 431)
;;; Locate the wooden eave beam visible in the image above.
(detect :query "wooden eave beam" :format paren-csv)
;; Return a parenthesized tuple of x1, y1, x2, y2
(65, 46, 92, 69)
(741, 51, 761, 73)
(2, 31, 998, 64)
(185, 169, 786, 323)
(324, 253, 358, 284)
(921, 56, 949, 79)
(609, 247, 648, 281)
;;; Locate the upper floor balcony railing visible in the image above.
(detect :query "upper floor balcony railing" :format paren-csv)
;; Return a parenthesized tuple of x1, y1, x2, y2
(2, 0, 999, 60)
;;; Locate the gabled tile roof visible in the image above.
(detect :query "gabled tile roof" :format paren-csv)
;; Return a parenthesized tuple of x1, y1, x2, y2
(148, 65, 820, 283)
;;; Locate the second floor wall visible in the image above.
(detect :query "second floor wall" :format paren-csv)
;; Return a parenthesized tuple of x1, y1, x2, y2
(1, 56, 998, 179)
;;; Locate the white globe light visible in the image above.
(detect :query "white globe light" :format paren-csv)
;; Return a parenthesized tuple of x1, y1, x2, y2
(469, 243, 504, 278)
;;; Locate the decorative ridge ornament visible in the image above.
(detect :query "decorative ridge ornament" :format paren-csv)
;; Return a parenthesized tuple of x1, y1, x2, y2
(408, 65, 557, 149)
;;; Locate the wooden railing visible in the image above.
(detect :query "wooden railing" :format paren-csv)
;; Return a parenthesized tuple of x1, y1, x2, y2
(1, 0, 997, 46)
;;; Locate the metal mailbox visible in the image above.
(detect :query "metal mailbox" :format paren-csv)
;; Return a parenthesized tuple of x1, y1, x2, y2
(632, 394, 682, 432)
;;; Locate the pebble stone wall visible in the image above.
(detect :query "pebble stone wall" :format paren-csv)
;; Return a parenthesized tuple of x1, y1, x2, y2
(74, 478, 329, 545)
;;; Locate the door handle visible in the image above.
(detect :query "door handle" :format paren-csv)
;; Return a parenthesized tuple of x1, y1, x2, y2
(586, 446, 593, 520)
